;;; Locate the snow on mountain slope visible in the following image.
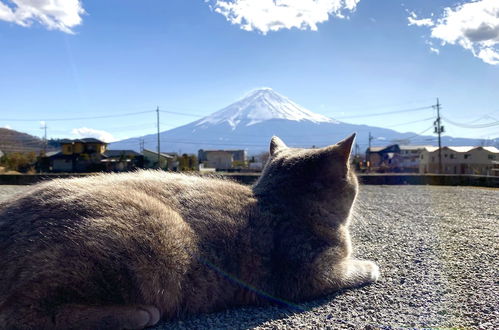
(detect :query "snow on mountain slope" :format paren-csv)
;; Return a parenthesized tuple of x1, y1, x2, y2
(194, 88, 337, 129)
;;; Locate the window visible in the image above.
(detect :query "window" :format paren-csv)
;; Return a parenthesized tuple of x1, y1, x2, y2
(450, 154, 455, 159)
(464, 154, 471, 159)
(85, 144, 97, 153)
(488, 155, 496, 160)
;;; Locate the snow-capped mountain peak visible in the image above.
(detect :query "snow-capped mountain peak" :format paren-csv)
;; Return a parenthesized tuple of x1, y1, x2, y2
(195, 88, 338, 129)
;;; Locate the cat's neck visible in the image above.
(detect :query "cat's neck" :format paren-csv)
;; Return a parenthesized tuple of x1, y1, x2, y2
(253, 186, 351, 241)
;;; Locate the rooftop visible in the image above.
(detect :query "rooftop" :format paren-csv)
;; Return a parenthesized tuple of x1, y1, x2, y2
(103, 150, 142, 158)
(399, 145, 435, 151)
(60, 138, 106, 144)
(369, 145, 499, 154)
(143, 149, 175, 159)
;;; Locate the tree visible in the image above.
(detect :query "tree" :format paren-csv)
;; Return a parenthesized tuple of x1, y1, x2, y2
(178, 154, 198, 171)
(0, 152, 37, 173)
(256, 151, 270, 166)
(47, 138, 63, 149)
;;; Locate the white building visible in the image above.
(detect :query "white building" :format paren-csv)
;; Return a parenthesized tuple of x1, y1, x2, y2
(398, 146, 435, 172)
(142, 149, 177, 170)
(419, 146, 499, 176)
(204, 150, 233, 170)
(198, 149, 247, 170)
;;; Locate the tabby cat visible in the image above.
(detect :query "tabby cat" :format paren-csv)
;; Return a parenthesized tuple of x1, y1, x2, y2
(0, 134, 379, 329)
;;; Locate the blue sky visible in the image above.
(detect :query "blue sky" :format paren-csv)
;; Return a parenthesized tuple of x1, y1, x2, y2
(0, 0, 498, 143)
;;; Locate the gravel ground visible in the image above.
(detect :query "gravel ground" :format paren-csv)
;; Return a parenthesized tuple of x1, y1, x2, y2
(1, 185, 497, 329)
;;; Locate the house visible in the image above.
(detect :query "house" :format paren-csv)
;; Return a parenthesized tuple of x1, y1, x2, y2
(200, 150, 233, 170)
(198, 149, 247, 170)
(397, 146, 436, 173)
(43, 138, 143, 172)
(101, 150, 144, 172)
(60, 138, 106, 155)
(419, 146, 499, 175)
(365, 145, 401, 172)
(142, 149, 178, 170)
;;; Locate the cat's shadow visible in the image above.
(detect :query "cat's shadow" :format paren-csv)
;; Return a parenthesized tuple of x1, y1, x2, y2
(153, 288, 354, 329)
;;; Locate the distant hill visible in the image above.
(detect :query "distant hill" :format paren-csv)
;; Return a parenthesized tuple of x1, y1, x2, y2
(0, 128, 48, 154)
(110, 88, 498, 155)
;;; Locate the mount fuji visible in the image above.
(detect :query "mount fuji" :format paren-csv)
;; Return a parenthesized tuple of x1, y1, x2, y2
(193, 87, 337, 129)
(110, 88, 494, 154)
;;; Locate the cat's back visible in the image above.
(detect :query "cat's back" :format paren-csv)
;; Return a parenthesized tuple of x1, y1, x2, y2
(0, 171, 255, 309)
(0, 171, 255, 257)
(0, 170, 253, 227)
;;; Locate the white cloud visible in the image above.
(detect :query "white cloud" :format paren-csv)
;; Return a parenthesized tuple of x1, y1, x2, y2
(408, 0, 499, 65)
(424, 40, 440, 55)
(476, 46, 499, 64)
(71, 127, 116, 143)
(2, 125, 12, 129)
(407, 11, 434, 27)
(0, 0, 85, 34)
(208, 0, 361, 34)
(429, 47, 440, 54)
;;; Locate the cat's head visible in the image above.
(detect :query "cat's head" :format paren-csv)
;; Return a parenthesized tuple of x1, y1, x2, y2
(254, 134, 358, 225)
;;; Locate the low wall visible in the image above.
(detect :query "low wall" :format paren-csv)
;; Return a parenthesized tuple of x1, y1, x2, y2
(0, 174, 92, 185)
(356, 174, 499, 188)
(223, 173, 499, 187)
(0, 173, 497, 188)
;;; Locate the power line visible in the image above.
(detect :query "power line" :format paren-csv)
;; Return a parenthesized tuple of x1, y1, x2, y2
(158, 138, 324, 148)
(395, 125, 435, 141)
(2, 103, 439, 126)
(335, 106, 433, 120)
(157, 137, 400, 149)
(385, 116, 434, 128)
(159, 110, 204, 118)
(442, 116, 499, 128)
(469, 114, 498, 124)
(1, 110, 155, 122)
(159, 139, 268, 147)
(159, 122, 177, 129)
(2, 104, 437, 124)
(332, 98, 435, 112)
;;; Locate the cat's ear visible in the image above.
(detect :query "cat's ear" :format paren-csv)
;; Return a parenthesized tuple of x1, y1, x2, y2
(270, 136, 287, 156)
(335, 133, 356, 160)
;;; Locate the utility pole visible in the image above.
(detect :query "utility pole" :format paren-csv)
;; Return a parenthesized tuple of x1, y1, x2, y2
(40, 121, 47, 155)
(156, 106, 161, 169)
(367, 132, 374, 172)
(433, 98, 444, 174)
(139, 138, 144, 153)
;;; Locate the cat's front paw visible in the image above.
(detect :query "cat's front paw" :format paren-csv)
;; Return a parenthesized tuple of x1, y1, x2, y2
(365, 261, 380, 283)
(344, 259, 380, 286)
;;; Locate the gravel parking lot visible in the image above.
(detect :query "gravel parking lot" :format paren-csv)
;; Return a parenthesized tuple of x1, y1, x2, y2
(1, 185, 497, 329)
